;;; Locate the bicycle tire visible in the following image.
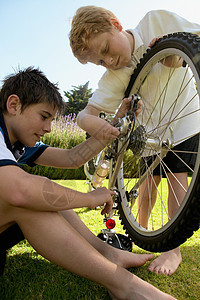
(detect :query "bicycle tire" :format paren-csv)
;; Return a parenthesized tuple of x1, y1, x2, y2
(116, 32, 200, 252)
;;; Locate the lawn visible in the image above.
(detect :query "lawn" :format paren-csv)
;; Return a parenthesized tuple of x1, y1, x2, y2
(0, 180, 200, 300)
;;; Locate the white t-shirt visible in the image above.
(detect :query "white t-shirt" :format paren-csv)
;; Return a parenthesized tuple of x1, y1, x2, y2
(88, 10, 200, 145)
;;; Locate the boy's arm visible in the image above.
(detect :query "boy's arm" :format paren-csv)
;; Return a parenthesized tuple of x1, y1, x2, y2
(35, 105, 119, 169)
(35, 135, 111, 169)
(35, 104, 119, 168)
(77, 104, 120, 140)
(35, 96, 143, 169)
(0, 165, 114, 214)
(36, 97, 143, 169)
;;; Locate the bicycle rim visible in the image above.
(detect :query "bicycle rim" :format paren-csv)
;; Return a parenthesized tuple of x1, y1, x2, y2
(117, 33, 200, 252)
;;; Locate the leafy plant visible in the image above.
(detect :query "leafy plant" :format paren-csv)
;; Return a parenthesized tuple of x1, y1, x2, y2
(63, 82, 92, 116)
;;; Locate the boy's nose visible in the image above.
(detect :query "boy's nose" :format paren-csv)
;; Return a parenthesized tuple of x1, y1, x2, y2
(44, 121, 51, 133)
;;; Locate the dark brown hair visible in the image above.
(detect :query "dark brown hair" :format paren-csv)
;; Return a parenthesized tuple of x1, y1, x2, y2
(0, 67, 64, 113)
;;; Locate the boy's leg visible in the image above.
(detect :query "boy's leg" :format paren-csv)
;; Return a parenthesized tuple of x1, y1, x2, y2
(60, 210, 154, 269)
(138, 176, 161, 227)
(148, 172, 186, 275)
(14, 208, 176, 300)
(167, 172, 188, 217)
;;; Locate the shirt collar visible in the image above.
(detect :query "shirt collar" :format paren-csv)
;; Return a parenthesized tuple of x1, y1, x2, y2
(0, 113, 13, 152)
(127, 29, 144, 54)
(0, 113, 25, 158)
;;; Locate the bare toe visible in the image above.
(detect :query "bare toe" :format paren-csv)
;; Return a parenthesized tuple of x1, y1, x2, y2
(147, 248, 182, 276)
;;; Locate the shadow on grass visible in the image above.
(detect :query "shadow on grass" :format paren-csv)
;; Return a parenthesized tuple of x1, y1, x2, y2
(0, 243, 199, 300)
(0, 251, 110, 300)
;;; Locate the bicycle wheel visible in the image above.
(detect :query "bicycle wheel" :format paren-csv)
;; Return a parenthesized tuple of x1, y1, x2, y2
(116, 32, 200, 252)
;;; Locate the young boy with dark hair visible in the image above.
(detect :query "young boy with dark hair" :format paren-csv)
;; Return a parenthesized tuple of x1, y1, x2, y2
(0, 67, 176, 300)
(69, 6, 200, 277)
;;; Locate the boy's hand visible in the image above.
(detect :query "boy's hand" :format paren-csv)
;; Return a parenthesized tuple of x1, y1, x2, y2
(88, 187, 116, 214)
(116, 97, 132, 119)
(112, 97, 143, 124)
(149, 36, 183, 68)
(149, 36, 162, 48)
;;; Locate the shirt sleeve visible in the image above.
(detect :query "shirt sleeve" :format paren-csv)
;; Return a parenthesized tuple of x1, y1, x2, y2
(18, 142, 49, 167)
(88, 67, 133, 113)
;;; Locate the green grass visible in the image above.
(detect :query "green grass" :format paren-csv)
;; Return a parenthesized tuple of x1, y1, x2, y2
(0, 180, 200, 300)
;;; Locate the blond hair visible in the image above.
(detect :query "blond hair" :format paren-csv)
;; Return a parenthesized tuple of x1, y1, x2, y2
(69, 6, 118, 64)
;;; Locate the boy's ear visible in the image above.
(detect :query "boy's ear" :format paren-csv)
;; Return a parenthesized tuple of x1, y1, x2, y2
(110, 18, 123, 31)
(6, 95, 22, 115)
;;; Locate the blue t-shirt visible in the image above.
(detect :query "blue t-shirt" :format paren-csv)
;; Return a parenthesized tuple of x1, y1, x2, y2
(0, 114, 48, 168)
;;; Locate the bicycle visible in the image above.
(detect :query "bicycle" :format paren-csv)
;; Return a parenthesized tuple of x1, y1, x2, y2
(84, 32, 200, 252)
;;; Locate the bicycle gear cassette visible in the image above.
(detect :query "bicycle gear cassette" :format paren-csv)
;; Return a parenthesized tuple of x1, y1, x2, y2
(128, 125, 147, 156)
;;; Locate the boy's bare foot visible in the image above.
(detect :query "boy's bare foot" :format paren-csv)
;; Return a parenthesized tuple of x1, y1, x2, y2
(148, 247, 182, 275)
(118, 251, 154, 269)
(105, 245, 154, 269)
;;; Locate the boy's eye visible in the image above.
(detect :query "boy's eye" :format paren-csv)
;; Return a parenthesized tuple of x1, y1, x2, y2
(41, 115, 47, 120)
